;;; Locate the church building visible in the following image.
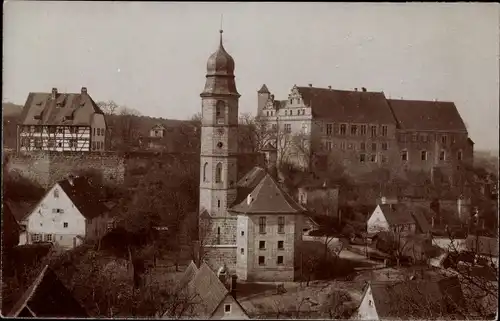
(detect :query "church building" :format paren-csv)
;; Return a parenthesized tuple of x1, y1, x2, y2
(198, 30, 305, 282)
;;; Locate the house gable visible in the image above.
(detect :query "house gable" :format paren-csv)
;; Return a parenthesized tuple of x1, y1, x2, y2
(356, 284, 379, 320)
(24, 183, 87, 237)
(211, 294, 249, 319)
(367, 205, 390, 234)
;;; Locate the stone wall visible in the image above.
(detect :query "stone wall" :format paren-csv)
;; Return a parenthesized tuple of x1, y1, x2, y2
(7, 151, 125, 188)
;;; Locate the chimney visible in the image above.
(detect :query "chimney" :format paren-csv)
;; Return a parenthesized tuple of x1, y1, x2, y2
(354, 88, 358, 91)
(81, 87, 88, 95)
(51, 88, 58, 99)
(230, 275, 237, 298)
(308, 84, 312, 87)
(328, 86, 332, 90)
(67, 174, 75, 186)
(362, 87, 367, 92)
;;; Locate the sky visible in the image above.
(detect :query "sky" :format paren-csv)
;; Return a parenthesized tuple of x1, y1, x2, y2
(3, 2, 499, 151)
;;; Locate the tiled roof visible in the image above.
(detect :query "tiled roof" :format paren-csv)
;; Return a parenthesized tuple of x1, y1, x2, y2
(368, 276, 464, 319)
(378, 204, 416, 226)
(466, 235, 499, 257)
(296, 86, 396, 124)
(58, 176, 109, 220)
(230, 172, 305, 214)
(177, 261, 199, 292)
(4, 200, 35, 222)
(388, 99, 467, 132)
(232, 166, 267, 207)
(411, 209, 431, 234)
(190, 263, 230, 317)
(258, 84, 270, 94)
(19, 90, 104, 126)
(7, 265, 88, 317)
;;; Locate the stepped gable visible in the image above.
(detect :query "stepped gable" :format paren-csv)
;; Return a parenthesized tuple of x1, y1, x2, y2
(230, 170, 305, 214)
(387, 99, 467, 132)
(296, 86, 395, 124)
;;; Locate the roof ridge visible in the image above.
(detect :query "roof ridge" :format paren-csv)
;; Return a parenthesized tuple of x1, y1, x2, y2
(10, 265, 49, 316)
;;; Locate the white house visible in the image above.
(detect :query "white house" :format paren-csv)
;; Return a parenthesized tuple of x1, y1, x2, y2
(355, 277, 464, 320)
(19, 176, 112, 249)
(367, 203, 431, 236)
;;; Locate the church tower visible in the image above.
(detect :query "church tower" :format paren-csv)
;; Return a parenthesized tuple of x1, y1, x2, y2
(199, 29, 240, 270)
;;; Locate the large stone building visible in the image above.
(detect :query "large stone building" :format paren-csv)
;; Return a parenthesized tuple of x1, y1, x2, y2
(257, 84, 473, 182)
(198, 30, 305, 281)
(17, 87, 106, 153)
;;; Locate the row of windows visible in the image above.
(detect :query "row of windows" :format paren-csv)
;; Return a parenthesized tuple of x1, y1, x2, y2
(400, 149, 463, 162)
(30, 233, 67, 243)
(258, 255, 284, 265)
(359, 153, 387, 163)
(324, 141, 389, 151)
(398, 132, 460, 145)
(23, 126, 88, 134)
(284, 109, 306, 116)
(93, 128, 105, 136)
(20, 137, 84, 148)
(92, 141, 104, 150)
(202, 162, 223, 183)
(258, 216, 285, 234)
(325, 124, 388, 138)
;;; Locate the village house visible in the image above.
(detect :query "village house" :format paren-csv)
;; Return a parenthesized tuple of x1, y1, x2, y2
(7, 265, 88, 317)
(19, 176, 112, 249)
(366, 202, 431, 235)
(465, 235, 499, 267)
(355, 276, 465, 320)
(17, 87, 106, 153)
(229, 167, 306, 282)
(163, 261, 248, 319)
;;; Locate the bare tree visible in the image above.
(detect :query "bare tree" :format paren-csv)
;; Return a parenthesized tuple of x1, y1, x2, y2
(320, 289, 352, 319)
(97, 100, 119, 115)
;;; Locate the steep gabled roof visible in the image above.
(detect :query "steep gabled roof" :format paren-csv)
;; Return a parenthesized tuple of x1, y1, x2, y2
(387, 99, 468, 132)
(367, 277, 464, 319)
(19, 90, 104, 126)
(230, 172, 305, 214)
(296, 86, 396, 124)
(378, 204, 416, 226)
(177, 260, 199, 292)
(7, 265, 88, 317)
(190, 263, 230, 317)
(411, 209, 431, 233)
(258, 84, 270, 94)
(58, 176, 109, 220)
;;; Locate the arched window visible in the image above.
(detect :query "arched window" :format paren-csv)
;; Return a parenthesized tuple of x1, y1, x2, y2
(215, 163, 223, 183)
(216, 100, 225, 124)
(203, 162, 208, 182)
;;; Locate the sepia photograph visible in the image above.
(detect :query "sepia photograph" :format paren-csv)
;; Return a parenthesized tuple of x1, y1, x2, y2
(2, 2, 499, 319)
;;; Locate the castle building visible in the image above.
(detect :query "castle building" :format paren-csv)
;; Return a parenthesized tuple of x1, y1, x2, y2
(17, 87, 106, 153)
(199, 31, 305, 281)
(257, 84, 473, 182)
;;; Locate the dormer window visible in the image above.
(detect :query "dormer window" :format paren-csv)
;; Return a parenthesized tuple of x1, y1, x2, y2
(36, 101, 42, 106)
(34, 114, 42, 120)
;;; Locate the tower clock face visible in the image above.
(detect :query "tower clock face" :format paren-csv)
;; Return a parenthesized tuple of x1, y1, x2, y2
(217, 127, 225, 135)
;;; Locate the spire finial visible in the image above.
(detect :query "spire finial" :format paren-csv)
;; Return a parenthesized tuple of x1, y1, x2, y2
(219, 14, 224, 46)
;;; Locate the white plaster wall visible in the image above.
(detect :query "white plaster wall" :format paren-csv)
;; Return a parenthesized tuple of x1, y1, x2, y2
(24, 183, 86, 248)
(91, 113, 106, 151)
(211, 295, 248, 319)
(367, 205, 390, 234)
(356, 286, 379, 320)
